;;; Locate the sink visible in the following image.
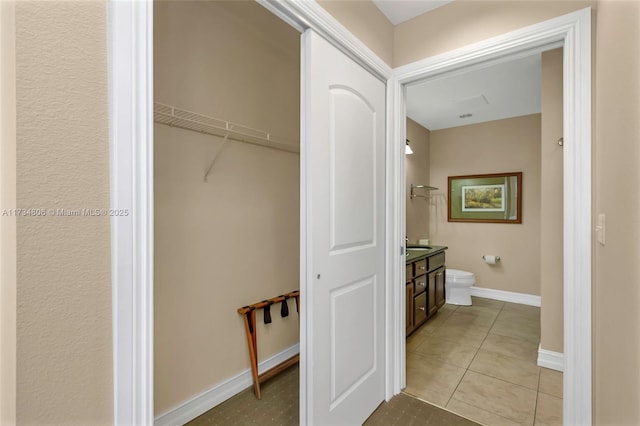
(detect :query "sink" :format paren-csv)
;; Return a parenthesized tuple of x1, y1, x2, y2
(408, 247, 432, 251)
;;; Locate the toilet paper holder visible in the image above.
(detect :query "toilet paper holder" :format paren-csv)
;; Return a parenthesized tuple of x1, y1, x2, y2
(482, 255, 501, 263)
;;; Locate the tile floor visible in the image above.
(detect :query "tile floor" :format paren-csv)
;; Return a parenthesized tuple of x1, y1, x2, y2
(405, 297, 563, 426)
(188, 364, 480, 425)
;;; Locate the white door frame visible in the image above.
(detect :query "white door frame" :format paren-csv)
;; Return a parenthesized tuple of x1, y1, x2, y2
(392, 8, 592, 426)
(107, 1, 394, 424)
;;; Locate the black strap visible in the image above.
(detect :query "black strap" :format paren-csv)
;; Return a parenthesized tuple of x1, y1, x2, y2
(281, 297, 289, 318)
(263, 301, 272, 324)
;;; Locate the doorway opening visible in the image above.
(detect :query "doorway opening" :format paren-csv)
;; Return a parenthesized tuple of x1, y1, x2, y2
(153, 1, 301, 424)
(394, 8, 592, 426)
(403, 48, 563, 424)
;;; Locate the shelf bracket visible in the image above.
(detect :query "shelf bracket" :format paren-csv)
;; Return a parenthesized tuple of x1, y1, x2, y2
(204, 132, 231, 182)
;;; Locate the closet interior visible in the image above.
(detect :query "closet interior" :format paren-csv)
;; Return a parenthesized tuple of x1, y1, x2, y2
(153, 0, 301, 421)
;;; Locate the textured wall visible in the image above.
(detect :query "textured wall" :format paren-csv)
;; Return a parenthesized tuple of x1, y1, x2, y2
(15, 1, 112, 424)
(317, 0, 393, 66)
(540, 48, 564, 354)
(154, 1, 300, 416)
(594, 1, 640, 423)
(429, 115, 542, 296)
(0, 1, 17, 424)
(405, 118, 430, 243)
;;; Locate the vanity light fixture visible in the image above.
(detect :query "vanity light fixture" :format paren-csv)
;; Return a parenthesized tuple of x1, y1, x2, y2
(405, 139, 414, 155)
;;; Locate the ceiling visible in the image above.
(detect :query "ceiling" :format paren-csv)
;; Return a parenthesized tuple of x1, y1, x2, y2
(372, 0, 453, 25)
(372, 1, 542, 131)
(406, 54, 542, 131)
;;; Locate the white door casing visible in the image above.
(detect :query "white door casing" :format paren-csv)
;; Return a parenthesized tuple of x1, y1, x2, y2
(302, 30, 386, 425)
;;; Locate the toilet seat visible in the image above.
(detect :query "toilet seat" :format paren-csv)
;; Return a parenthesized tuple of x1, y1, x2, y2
(446, 269, 475, 287)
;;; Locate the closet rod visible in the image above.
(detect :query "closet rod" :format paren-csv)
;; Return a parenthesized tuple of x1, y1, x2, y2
(154, 102, 300, 154)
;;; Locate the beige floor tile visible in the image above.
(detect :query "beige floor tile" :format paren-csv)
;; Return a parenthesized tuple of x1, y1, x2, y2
(452, 371, 537, 425)
(420, 310, 452, 332)
(431, 322, 490, 347)
(444, 310, 497, 330)
(469, 297, 505, 310)
(455, 304, 502, 320)
(405, 354, 467, 407)
(490, 316, 540, 344)
(413, 334, 480, 369)
(479, 333, 539, 363)
(447, 398, 524, 426)
(407, 332, 429, 353)
(469, 348, 540, 390)
(440, 303, 459, 315)
(501, 302, 540, 320)
(535, 392, 562, 426)
(538, 368, 563, 399)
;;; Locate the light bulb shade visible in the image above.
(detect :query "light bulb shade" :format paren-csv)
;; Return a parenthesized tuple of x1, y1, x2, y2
(405, 140, 413, 155)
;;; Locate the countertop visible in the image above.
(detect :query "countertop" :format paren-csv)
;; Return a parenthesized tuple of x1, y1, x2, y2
(406, 245, 448, 263)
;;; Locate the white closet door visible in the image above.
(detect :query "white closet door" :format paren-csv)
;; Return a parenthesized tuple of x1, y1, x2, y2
(301, 29, 386, 425)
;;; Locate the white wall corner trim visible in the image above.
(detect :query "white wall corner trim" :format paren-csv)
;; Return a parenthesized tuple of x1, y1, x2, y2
(154, 345, 300, 426)
(470, 286, 541, 307)
(393, 8, 592, 426)
(108, 0, 154, 425)
(538, 345, 565, 372)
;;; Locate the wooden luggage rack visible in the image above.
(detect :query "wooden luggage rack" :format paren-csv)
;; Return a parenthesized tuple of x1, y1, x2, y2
(237, 290, 300, 399)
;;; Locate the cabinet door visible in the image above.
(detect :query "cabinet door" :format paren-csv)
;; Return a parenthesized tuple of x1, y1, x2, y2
(427, 271, 437, 317)
(435, 267, 446, 308)
(406, 283, 414, 335)
(413, 292, 428, 327)
(413, 274, 427, 296)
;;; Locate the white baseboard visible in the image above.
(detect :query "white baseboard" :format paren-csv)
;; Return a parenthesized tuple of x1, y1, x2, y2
(537, 345, 564, 372)
(470, 286, 541, 307)
(154, 343, 300, 426)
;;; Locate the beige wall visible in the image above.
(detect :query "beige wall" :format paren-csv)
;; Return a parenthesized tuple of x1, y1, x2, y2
(154, 1, 300, 415)
(317, 0, 393, 66)
(0, 1, 16, 424)
(405, 118, 430, 243)
(540, 48, 564, 353)
(429, 115, 542, 296)
(14, 1, 113, 424)
(393, 0, 595, 67)
(594, 1, 640, 424)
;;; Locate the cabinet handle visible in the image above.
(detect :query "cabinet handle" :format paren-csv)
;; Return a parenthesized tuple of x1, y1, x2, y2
(418, 266, 426, 270)
(418, 306, 426, 311)
(436, 272, 443, 277)
(417, 281, 425, 287)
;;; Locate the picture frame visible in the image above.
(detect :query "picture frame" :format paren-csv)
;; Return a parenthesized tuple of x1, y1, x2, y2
(448, 172, 522, 223)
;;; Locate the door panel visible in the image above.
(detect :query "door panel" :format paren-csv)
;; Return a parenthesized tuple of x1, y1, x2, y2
(303, 30, 386, 425)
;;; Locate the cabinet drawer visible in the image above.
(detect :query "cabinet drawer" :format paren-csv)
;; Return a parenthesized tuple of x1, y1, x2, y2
(413, 274, 427, 296)
(406, 264, 413, 282)
(428, 253, 445, 271)
(414, 259, 428, 275)
(414, 292, 428, 326)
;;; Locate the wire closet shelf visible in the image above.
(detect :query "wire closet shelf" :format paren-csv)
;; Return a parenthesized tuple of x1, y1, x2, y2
(153, 102, 300, 154)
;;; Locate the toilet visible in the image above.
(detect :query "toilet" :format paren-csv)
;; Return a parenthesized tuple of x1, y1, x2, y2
(445, 269, 475, 306)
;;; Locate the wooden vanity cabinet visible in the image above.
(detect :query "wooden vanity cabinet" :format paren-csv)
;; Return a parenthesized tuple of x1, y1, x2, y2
(406, 250, 447, 336)
(405, 275, 413, 334)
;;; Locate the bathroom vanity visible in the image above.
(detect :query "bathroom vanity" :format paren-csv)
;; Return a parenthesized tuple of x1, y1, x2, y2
(405, 246, 447, 336)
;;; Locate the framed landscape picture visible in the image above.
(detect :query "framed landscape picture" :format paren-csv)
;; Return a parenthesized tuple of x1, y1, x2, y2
(448, 172, 522, 223)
